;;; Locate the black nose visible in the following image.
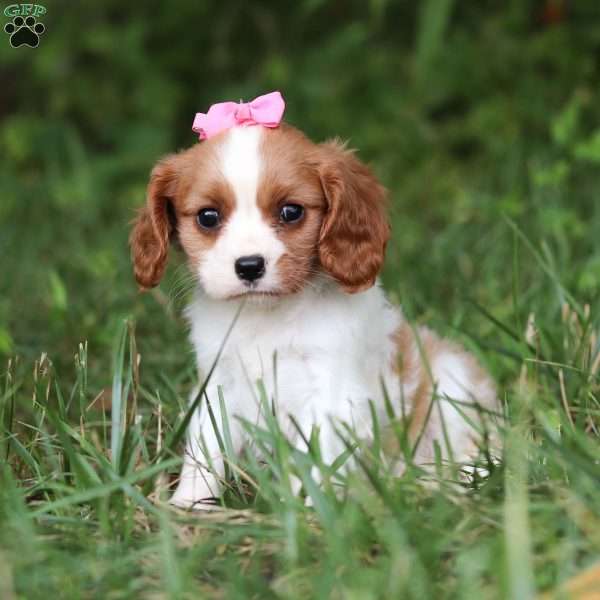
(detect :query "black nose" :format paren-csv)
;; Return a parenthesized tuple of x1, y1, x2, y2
(235, 255, 265, 282)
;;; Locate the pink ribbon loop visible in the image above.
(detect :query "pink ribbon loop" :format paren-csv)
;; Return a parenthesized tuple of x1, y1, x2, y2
(192, 91, 285, 140)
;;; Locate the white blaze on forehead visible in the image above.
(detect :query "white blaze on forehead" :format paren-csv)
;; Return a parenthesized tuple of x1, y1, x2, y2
(218, 125, 262, 210)
(198, 125, 286, 299)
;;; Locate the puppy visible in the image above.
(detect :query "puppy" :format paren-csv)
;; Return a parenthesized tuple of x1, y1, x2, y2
(130, 92, 499, 509)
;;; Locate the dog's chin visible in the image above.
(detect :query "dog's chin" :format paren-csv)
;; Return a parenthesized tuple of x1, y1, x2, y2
(227, 288, 286, 305)
(200, 276, 311, 304)
(220, 281, 310, 305)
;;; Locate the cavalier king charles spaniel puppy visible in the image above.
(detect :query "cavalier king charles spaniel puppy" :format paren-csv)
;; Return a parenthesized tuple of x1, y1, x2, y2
(130, 92, 499, 509)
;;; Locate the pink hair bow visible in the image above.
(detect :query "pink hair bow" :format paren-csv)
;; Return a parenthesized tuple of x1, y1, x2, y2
(192, 91, 285, 140)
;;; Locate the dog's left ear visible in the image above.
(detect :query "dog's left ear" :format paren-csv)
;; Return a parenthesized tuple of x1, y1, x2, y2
(313, 140, 389, 293)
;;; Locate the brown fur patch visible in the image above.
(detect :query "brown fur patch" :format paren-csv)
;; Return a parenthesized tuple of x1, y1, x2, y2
(130, 154, 180, 289)
(129, 136, 233, 288)
(311, 140, 389, 293)
(177, 177, 236, 270)
(389, 322, 498, 461)
(258, 125, 327, 293)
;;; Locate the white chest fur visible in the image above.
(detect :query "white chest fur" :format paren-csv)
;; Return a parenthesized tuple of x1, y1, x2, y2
(171, 280, 497, 508)
(185, 280, 402, 444)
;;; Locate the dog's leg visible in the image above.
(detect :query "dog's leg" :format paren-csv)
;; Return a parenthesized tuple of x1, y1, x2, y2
(288, 422, 341, 506)
(288, 408, 353, 504)
(405, 327, 499, 472)
(170, 386, 243, 510)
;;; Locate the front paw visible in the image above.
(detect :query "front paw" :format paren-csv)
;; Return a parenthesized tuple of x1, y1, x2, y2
(169, 489, 220, 511)
(170, 460, 222, 510)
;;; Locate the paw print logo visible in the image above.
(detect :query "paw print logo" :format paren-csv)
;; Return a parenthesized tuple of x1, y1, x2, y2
(4, 15, 45, 48)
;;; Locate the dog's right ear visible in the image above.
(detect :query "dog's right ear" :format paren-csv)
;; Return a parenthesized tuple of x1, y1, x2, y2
(130, 155, 180, 290)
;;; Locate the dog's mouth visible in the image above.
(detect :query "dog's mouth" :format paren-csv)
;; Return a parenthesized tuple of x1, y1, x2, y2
(228, 289, 284, 300)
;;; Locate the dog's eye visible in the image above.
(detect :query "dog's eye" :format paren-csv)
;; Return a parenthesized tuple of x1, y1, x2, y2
(279, 204, 304, 224)
(197, 208, 221, 229)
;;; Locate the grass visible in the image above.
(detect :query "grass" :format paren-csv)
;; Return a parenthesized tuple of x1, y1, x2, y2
(3, 2, 600, 598)
(2, 245, 600, 598)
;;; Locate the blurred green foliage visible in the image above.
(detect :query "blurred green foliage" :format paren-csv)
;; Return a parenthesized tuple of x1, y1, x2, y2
(2, 3, 600, 597)
(1, 0, 600, 385)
